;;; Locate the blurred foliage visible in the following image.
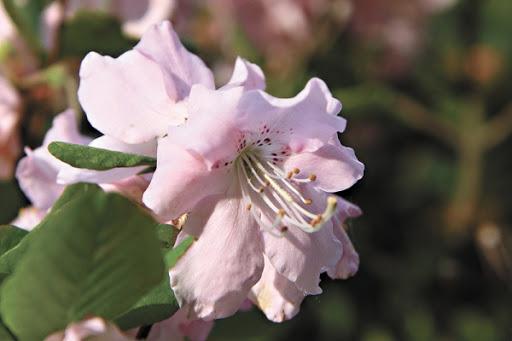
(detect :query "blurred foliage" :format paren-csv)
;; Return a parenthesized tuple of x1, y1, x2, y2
(1, 0, 511, 339)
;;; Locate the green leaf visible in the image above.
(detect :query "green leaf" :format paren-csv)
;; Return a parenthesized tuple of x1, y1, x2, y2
(164, 236, 194, 268)
(48, 141, 157, 171)
(1, 0, 51, 60)
(0, 187, 165, 340)
(0, 226, 27, 257)
(115, 279, 177, 330)
(0, 320, 15, 341)
(115, 227, 193, 330)
(0, 184, 99, 280)
(59, 11, 134, 58)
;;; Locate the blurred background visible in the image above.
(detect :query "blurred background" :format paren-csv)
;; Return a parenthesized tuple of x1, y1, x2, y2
(0, 0, 511, 340)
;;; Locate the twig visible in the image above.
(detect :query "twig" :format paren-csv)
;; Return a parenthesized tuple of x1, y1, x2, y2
(483, 102, 512, 149)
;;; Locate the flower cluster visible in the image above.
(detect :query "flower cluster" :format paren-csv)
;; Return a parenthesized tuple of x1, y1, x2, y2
(14, 20, 363, 339)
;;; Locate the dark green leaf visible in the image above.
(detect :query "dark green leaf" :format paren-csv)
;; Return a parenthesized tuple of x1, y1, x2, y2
(48, 141, 156, 171)
(0, 226, 27, 257)
(164, 236, 194, 268)
(115, 229, 193, 330)
(0, 184, 99, 280)
(59, 11, 134, 58)
(0, 320, 15, 341)
(156, 224, 179, 250)
(0, 187, 164, 340)
(115, 279, 177, 330)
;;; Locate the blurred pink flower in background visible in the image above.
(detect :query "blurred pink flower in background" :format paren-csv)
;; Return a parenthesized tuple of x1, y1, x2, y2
(0, 75, 20, 179)
(217, 0, 352, 71)
(349, 0, 457, 77)
(63, 0, 176, 38)
(45, 317, 135, 341)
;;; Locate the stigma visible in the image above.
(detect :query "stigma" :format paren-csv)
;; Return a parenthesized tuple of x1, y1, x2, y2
(236, 150, 337, 234)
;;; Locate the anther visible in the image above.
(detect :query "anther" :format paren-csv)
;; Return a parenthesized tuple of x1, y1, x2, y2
(286, 171, 294, 179)
(246, 203, 252, 210)
(303, 199, 312, 205)
(308, 174, 317, 181)
(292, 168, 300, 175)
(278, 208, 286, 217)
(258, 187, 265, 193)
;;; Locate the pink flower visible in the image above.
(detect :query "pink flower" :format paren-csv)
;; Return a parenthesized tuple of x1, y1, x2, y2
(0, 75, 21, 179)
(16, 110, 90, 211)
(64, 0, 176, 38)
(14, 109, 153, 230)
(143, 67, 364, 320)
(45, 317, 135, 341)
(146, 308, 214, 341)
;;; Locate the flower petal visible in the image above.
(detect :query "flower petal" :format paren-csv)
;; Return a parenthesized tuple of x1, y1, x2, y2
(78, 50, 182, 144)
(122, 0, 176, 38)
(11, 206, 46, 231)
(16, 110, 90, 210)
(166, 85, 245, 167)
(169, 195, 264, 320)
(143, 140, 230, 221)
(222, 57, 266, 90)
(249, 256, 304, 322)
(135, 21, 214, 100)
(147, 308, 213, 341)
(284, 143, 364, 192)
(57, 135, 156, 185)
(44, 317, 134, 341)
(238, 78, 346, 152)
(328, 197, 361, 279)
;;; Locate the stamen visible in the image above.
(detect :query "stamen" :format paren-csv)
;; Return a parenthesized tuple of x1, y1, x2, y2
(237, 151, 338, 234)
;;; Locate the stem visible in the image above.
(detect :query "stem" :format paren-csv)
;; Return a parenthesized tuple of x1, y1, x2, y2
(483, 102, 512, 149)
(446, 99, 485, 234)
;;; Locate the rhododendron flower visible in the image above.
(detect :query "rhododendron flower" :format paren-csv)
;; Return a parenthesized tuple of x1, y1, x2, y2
(0, 75, 21, 179)
(143, 69, 364, 319)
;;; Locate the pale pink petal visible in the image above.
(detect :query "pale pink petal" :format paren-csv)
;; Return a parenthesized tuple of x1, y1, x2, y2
(123, 0, 177, 38)
(262, 219, 341, 294)
(100, 175, 151, 205)
(44, 317, 134, 341)
(237, 78, 346, 153)
(57, 135, 156, 185)
(0, 75, 21, 179)
(166, 85, 245, 167)
(42, 110, 90, 147)
(249, 256, 304, 323)
(135, 21, 214, 100)
(16, 148, 64, 210)
(147, 308, 213, 341)
(143, 140, 230, 221)
(328, 197, 361, 279)
(169, 195, 264, 320)
(11, 206, 46, 231)
(284, 143, 364, 193)
(16, 110, 90, 210)
(222, 57, 266, 90)
(78, 50, 183, 144)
